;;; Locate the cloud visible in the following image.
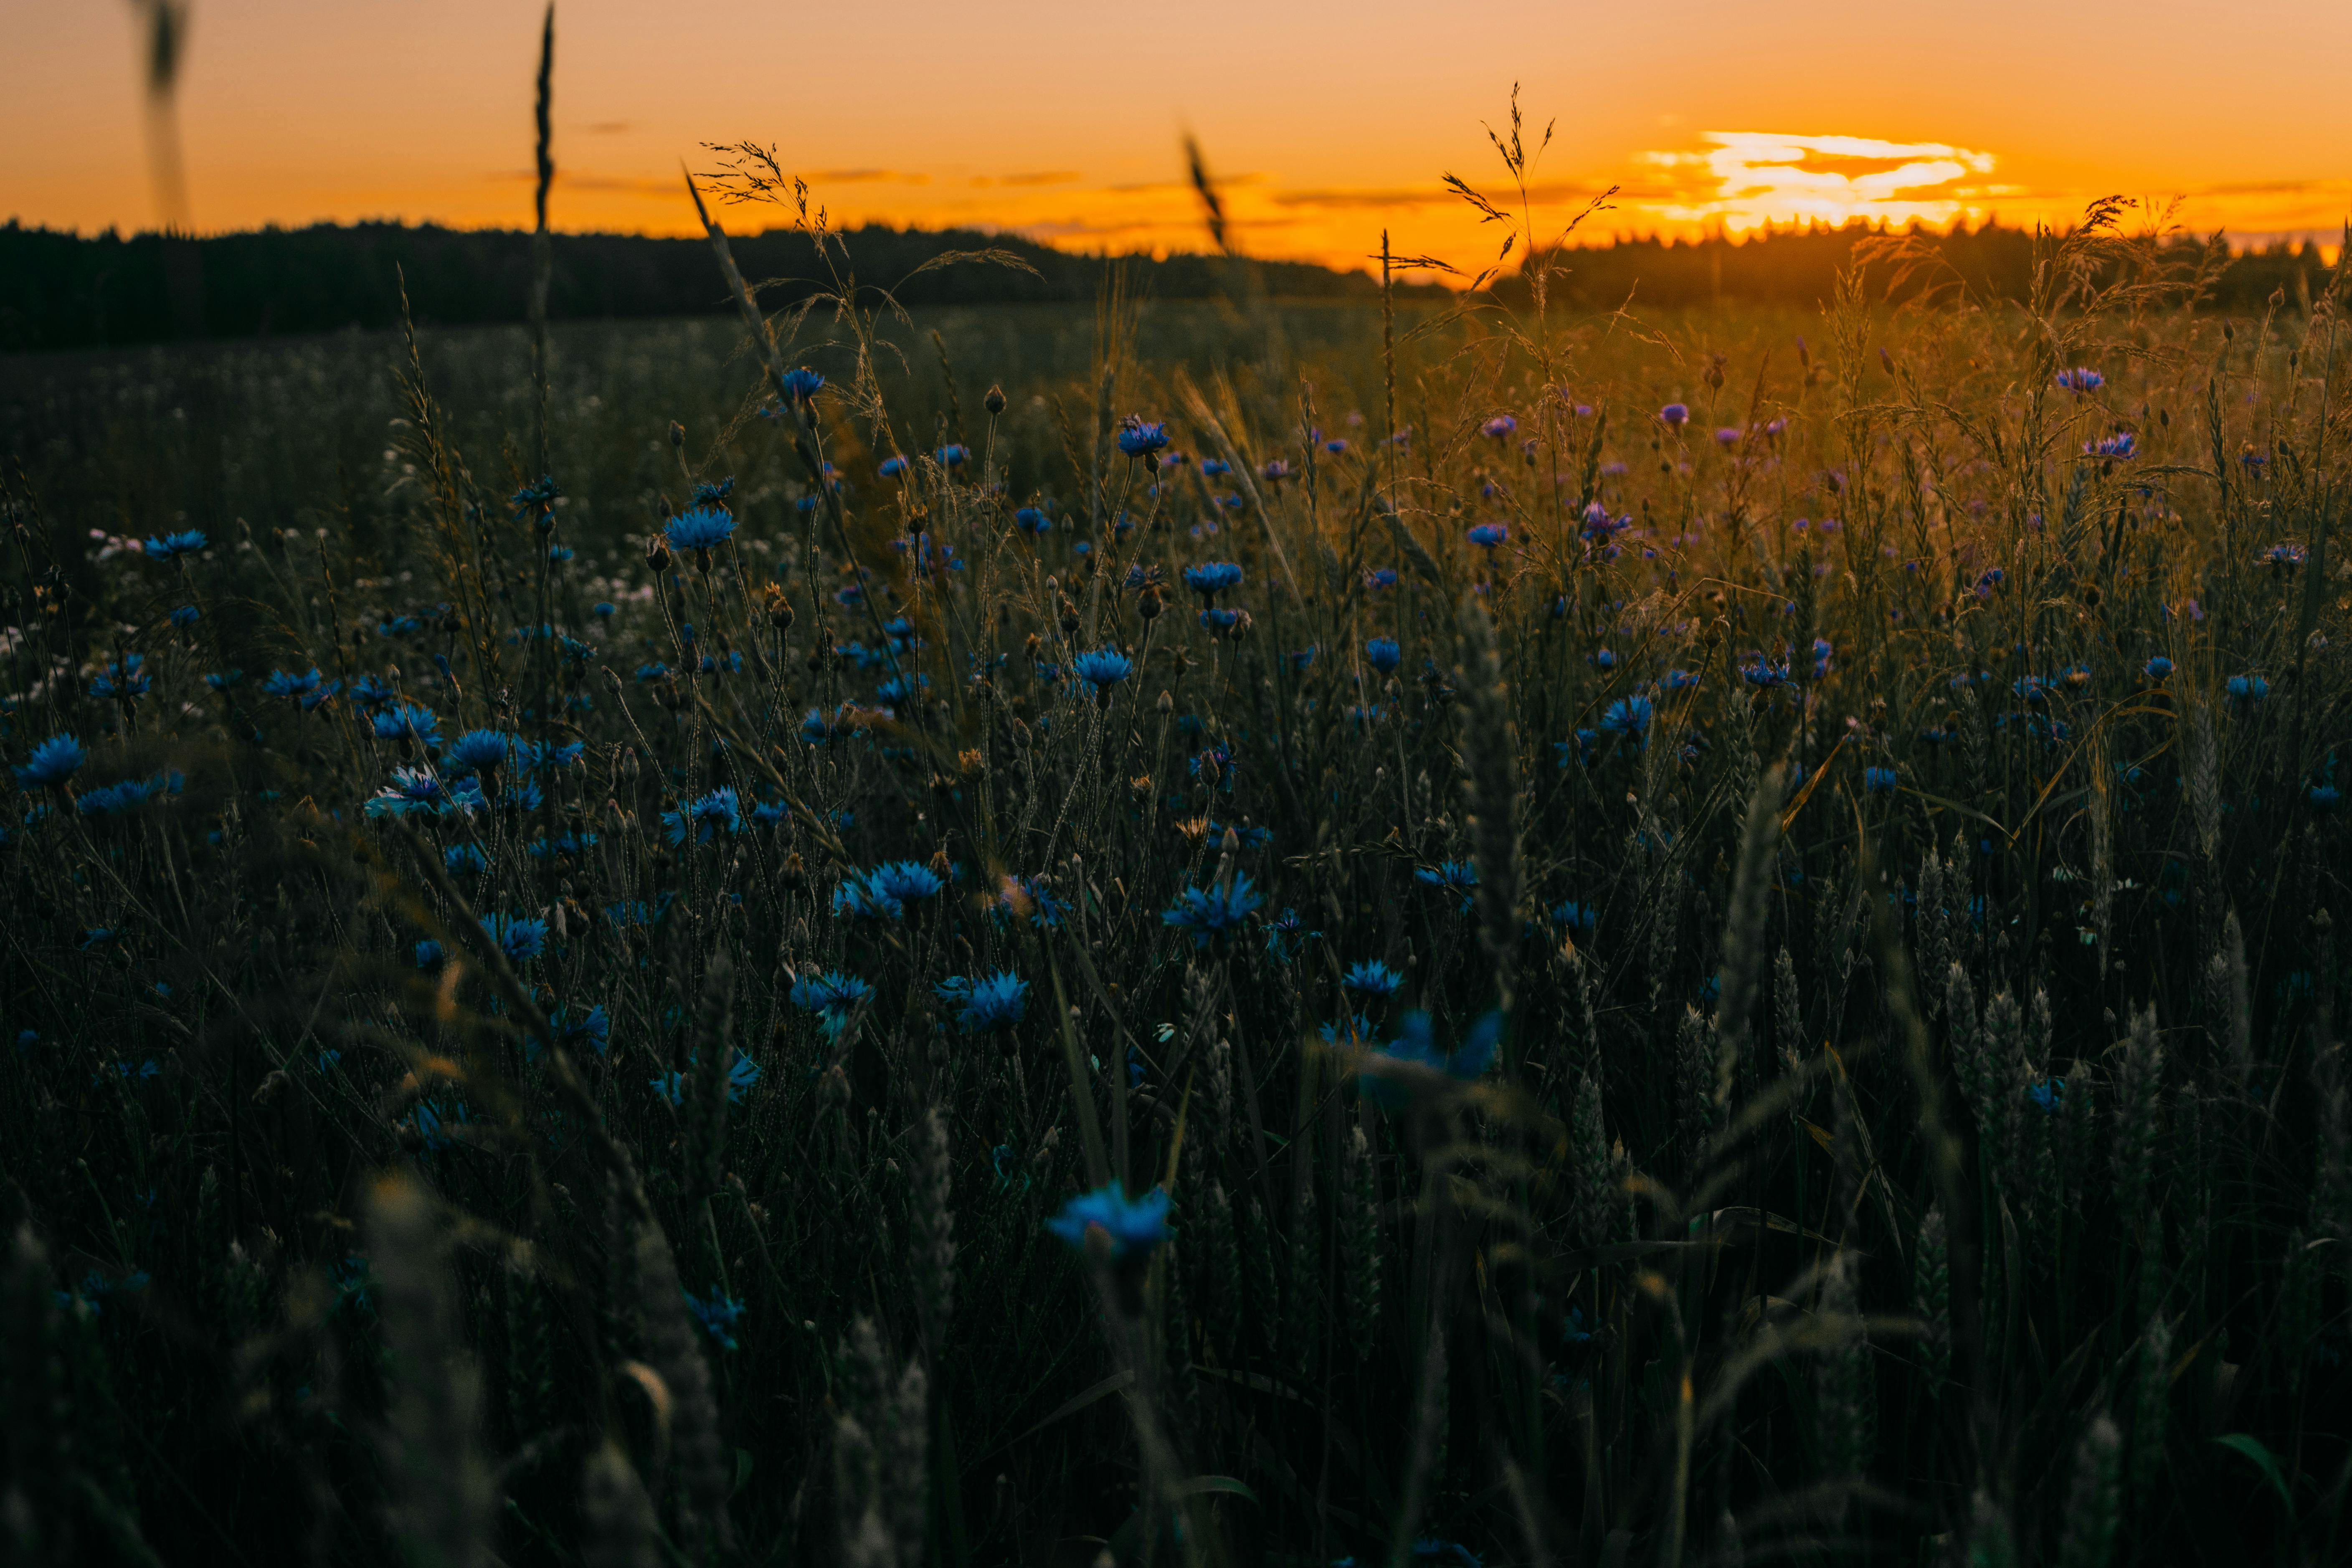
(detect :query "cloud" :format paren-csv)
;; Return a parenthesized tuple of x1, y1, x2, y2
(803, 168, 930, 186)
(1630, 131, 2002, 232)
(486, 170, 677, 197)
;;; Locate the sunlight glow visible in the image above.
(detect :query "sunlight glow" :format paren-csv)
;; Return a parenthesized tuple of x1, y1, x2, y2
(1641, 132, 2003, 233)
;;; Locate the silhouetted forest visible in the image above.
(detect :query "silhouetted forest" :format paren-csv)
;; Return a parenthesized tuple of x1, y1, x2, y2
(0, 215, 2337, 352)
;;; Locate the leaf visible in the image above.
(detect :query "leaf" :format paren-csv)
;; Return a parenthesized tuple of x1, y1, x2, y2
(2214, 1433, 2295, 1512)
(984, 1369, 1134, 1460)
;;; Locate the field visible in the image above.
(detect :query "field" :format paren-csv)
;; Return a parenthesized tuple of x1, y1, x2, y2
(1, 206, 2348, 1568)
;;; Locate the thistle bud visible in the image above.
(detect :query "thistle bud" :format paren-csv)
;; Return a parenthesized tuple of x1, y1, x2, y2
(1136, 583, 1163, 621)
(644, 534, 672, 574)
(667, 420, 686, 450)
(983, 384, 1006, 416)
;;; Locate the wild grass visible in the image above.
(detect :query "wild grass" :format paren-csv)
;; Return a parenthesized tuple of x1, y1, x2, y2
(0, 113, 2349, 1568)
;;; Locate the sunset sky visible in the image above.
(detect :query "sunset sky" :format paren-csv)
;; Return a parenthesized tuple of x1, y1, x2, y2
(5, 1, 2348, 276)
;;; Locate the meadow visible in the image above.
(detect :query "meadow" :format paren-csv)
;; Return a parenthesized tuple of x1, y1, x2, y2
(0, 179, 2347, 1568)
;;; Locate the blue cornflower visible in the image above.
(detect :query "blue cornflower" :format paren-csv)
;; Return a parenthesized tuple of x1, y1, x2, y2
(412, 1100, 468, 1150)
(1116, 418, 1171, 457)
(1467, 522, 1508, 550)
(89, 655, 151, 702)
(143, 529, 208, 560)
(1479, 413, 1518, 438)
(935, 443, 970, 468)
(361, 767, 447, 817)
(350, 675, 398, 711)
(2054, 367, 2104, 393)
(938, 970, 1029, 1033)
(684, 1290, 747, 1350)
(414, 940, 445, 970)
(649, 1071, 687, 1106)
(1365, 637, 1402, 675)
(1361, 1010, 1503, 1110)
(1206, 820, 1270, 850)
(663, 785, 743, 846)
(2309, 783, 2341, 812)
(1162, 873, 1265, 946)
(750, 800, 788, 828)
(779, 366, 825, 403)
(2228, 674, 2269, 705)
(76, 776, 165, 817)
(2027, 1078, 2064, 1115)
(481, 913, 549, 963)
(1182, 562, 1244, 600)
(446, 729, 514, 774)
(263, 668, 340, 709)
(727, 1053, 761, 1100)
(373, 703, 441, 747)
(835, 861, 945, 919)
(13, 735, 87, 790)
(997, 875, 1067, 928)
(1415, 860, 1479, 913)
(444, 843, 490, 875)
(1740, 654, 1791, 688)
(1660, 403, 1689, 428)
(554, 1003, 610, 1053)
(792, 970, 873, 1015)
(509, 474, 561, 522)
(170, 605, 200, 627)
(2143, 656, 2173, 681)
(1046, 1182, 1173, 1259)
(1863, 765, 1899, 795)
(665, 505, 736, 555)
(878, 454, 909, 478)
(1072, 648, 1133, 693)
(1015, 506, 1052, 535)
(1551, 900, 1597, 934)
(2086, 431, 2138, 460)
(1343, 960, 1404, 998)
(1366, 567, 1399, 590)
(1599, 695, 1652, 742)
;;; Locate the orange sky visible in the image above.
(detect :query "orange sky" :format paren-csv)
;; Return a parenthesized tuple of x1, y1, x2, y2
(5, 1, 2349, 276)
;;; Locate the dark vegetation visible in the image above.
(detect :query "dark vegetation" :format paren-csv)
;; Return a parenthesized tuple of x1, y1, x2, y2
(1, 68, 2349, 1568)
(4, 213, 2340, 355)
